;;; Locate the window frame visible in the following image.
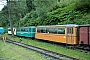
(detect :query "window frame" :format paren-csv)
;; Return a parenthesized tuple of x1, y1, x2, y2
(57, 28, 65, 34)
(67, 27, 73, 34)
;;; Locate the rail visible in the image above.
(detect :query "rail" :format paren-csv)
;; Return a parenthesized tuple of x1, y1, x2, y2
(1, 38, 80, 60)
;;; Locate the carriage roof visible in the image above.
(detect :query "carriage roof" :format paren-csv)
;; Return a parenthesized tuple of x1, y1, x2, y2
(36, 24, 90, 28)
(36, 24, 78, 27)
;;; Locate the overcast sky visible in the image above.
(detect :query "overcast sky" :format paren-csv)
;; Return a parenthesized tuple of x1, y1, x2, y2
(0, 0, 7, 11)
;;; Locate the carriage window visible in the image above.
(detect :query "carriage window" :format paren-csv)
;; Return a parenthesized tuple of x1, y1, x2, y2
(25, 29, 27, 32)
(46, 28, 49, 33)
(46, 28, 57, 34)
(19, 29, 21, 31)
(25, 29, 28, 32)
(21, 29, 23, 31)
(21, 29, 25, 32)
(22, 29, 23, 31)
(41, 29, 43, 33)
(37, 28, 41, 33)
(14, 29, 15, 31)
(43, 28, 46, 33)
(52, 28, 57, 34)
(31, 28, 35, 32)
(41, 28, 46, 33)
(33, 28, 35, 32)
(58, 28, 65, 34)
(67, 28, 73, 34)
(49, 28, 52, 33)
(17, 29, 20, 31)
(8, 29, 11, 31)
(37, 28, 46, 33)
(29, 28, 31, 32)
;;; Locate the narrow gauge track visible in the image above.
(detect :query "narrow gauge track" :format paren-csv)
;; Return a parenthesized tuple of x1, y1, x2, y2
(0, 35, 90, 54)
(21, 37, 90, 54)
(35, 39, 90, 54)
(67, 46, 90, 54)
(1, 38, 79, 60)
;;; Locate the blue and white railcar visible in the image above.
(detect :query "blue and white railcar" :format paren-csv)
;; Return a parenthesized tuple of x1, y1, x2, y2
(0, 27, 5, 34)
(8, 27, 16, 35)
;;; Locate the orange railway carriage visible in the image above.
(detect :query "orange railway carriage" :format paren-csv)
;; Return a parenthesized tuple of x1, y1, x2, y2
(35, 24, 78, 45)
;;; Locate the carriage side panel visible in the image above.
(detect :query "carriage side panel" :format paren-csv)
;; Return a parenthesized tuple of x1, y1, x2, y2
(79, 27, 88, 45)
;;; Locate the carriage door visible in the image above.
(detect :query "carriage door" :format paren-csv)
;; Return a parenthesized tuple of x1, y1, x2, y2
(66, 27, 74, 45)
(89, 26, 90, 45)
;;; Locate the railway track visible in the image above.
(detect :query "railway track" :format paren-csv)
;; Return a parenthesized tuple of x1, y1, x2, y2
(0, 35, 90, 54)
(0, 38, 80, 60)
(37, 39, 90, 54)
(59, 45, 90, 54)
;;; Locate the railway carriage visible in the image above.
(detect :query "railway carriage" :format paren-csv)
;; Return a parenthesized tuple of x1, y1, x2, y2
(35, 24, 78, 45)
(8, 27, 16, 35)
(16, 26, 35, 38)
(78, 25, 90, 46)
(35, 24, 90, 46)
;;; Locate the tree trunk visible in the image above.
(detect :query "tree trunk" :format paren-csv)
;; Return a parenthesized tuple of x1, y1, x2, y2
(7, 0, 14, 36)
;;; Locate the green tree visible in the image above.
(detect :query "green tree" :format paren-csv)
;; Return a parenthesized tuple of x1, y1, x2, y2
(0, 0, 28, 27)
(26, 0, 35, 12)
(31, 0, 57, 25)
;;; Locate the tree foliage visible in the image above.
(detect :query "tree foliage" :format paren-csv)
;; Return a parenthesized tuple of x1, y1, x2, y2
(19, 0, 90, 26)
(26, 0, 35, 12)
(0, 0, 28, 28)
(0, 0, 90, 30)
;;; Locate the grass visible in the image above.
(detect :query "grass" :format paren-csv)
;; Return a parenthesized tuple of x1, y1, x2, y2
(1, 34, 90, 60)
(0, 40, 50, 60)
